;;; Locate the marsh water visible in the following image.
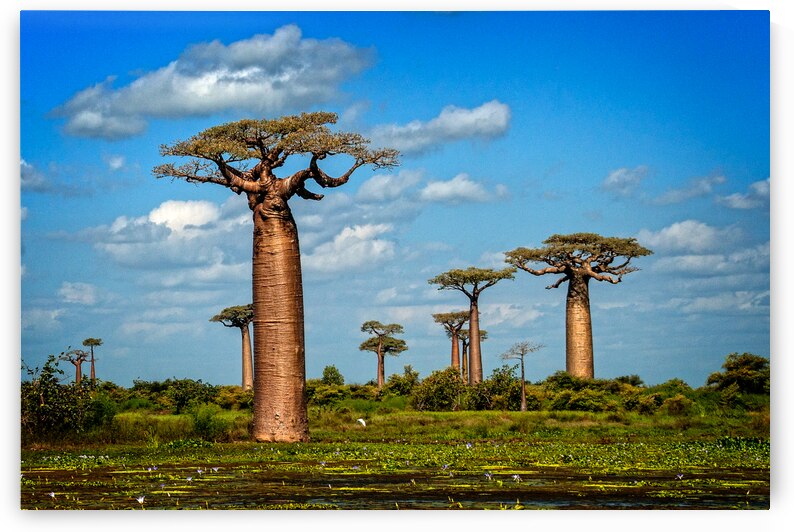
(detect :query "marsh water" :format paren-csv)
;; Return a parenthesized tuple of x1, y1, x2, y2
(21, 459, 769, 510)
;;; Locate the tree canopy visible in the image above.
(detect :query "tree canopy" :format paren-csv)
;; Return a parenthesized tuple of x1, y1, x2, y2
(707, 352, 769, 394)
(359, 336, 408, 357)
(504, 233, 652, 288)
(154, 112, 399, 202)
(428, 267, 515, 298)
(210, 304, 255, 328)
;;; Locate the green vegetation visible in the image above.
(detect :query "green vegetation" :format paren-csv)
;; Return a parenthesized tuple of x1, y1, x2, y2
(20, 352, 769, 509)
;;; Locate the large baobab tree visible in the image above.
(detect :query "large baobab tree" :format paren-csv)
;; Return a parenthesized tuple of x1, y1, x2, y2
(61, 348, 89, 384)
(501, 341, 545, 411)
(360, 321, 407, 389)
(155, 113, 399, 442)
(82, 337, 102, 383)
(210, 304, 255, 390)
(428, 267, 514, 384)
(505, 233, 652, 379)
(432, 311, 469, 372)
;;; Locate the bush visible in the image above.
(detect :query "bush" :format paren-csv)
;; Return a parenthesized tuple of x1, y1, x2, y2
(566, 389, 617, 413)
(662, 394, 694, 416)
(384, 365, 420, 396)
(707, 352, 770, 394)
(190, 403, 230, 441)
(637, 393, 663, 415)
(215, 386, 254, 410)
(411, 367, 465, 411)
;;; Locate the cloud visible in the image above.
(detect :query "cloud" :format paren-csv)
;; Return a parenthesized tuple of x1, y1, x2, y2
(717, 178, 770, 209)
(371, 100, 511, 154)
(20, 160, 49, 192)
(480, 303, 543, 328)
(302, 224, 396, 273)
(356, 169, 423, 202)
(651, 242, 770, 274)
(148, 200, 221, 232)
(653, 174, 726, 205)
(21, 308, 65, 331)
(601, 166, 648, 197)
(53, 25, 373, 139)
(58, 282, 98, 305)
(637, 220, 740, 253)
(419, 173, 504, 204)
(104, 154, 126, 171)
(669, 290, 769, 314)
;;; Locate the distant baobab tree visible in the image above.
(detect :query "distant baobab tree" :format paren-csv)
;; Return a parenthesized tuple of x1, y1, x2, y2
(501, 341, 545, 411)
(60, 348, 89, 384)
(432, 311, 469, 372)
(505, 233, 651, 379)
(428, 267, 514, 384)
(155, 113, 398, 442)
(82, 337, 102, 383)
(210, 304, 255, 390)
(458, 328, 488, 385)
(360, 321, 407, 388)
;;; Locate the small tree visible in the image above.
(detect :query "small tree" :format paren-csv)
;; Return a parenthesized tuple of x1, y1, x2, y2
(321, 365, 345, 386)
(432, 311, 469, 372)
(707, 352, 770, 394)
(210, 304, 255, 390)
(82, 338, 103, 383)
(60, 348, 89, 384)
(428, 267, 515, 384)
(501, 341, 545, 411)
(360, 334, 408, 388)
(506, 233, 651, 379)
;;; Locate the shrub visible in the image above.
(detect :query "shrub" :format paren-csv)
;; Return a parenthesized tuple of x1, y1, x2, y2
(662, 393, 694, 416)
(614, 374, 645, 387)
(190, 403, 230, 441)
(565, 389, 617, 413)
(707, 352, 770, 394)
(215, 386, 253, 410)
(384, 365, 420, 396)
(637, 393, 663, 415)
(544, 371, 588, 392)
(411, 367, 465, 411)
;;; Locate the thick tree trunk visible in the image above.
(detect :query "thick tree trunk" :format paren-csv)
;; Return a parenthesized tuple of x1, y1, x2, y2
(251, 210, 309, 442)
(73, 362, 82, 385)
(450, 331, 460, 371)
(468, 298, 483, 384)
(377, 350, 385, 389)
(240, 325, 254, 391)
(565, 274, 594, 379)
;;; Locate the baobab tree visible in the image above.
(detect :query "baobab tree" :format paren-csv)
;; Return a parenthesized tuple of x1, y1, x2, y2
(82, 337, 102, 383)
(155, 113, 398, 442)
(505, 233, 652, 379)
(210, 304, 255, 390)
(458, 328, 487, 385)
(60, 348, 89, 384)
(432, 311, 469, 372)
(360, 321, 407, 388)
(501, 341, 545, 411)
(428, 267, 514, 384)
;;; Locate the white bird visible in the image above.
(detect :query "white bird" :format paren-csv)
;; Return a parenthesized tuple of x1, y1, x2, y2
(356, 418, 367, 427)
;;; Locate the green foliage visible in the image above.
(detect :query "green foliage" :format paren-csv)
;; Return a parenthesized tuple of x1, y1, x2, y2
(384, 365, 420, 396)
(306, 379, 351, 408)
(707, 352, 770, 394)
(411, 367, 465, 411)
(662, 394, 694, 416)
(321, 365, 345, 386)
(214, 385, 254, 410)
(209, 304, 254, 328)
(614, 374, 645, 387)
(465, 365, 523, 410)
(428, 267, 515, 297)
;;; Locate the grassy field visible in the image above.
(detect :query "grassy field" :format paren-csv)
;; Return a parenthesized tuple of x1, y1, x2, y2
(20, 408, 770, 510)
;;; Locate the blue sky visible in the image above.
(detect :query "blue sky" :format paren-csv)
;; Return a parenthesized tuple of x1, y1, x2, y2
(18, 9, 771, 388)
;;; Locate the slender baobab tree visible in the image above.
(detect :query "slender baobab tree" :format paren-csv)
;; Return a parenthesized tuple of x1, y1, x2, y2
(458, 328, 487, 385)
(61, 348, 89, 384)
(155, 113, 398, 442)
(432, 311, 469, 372)
(428, 267, 514, 384)
(210, 304, 255, 390)
(505, 233, 651, 379)
(360, 321, 406, 389)
(501, 341, 545, 411)
(82, 337, 102, 383)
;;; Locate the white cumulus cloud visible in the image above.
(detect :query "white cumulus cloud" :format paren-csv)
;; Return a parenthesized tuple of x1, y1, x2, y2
(653, 174, 726, 205)
(637, 220, 740, 253)
(148, 200, 221, 233)
(601, 166, 648, 197)
(302, 224, 396, 273)
(371, 100, 511, 154)
(356, 169, 423, 202)
(419, 173, 501, 204)
(53, 25, 373, 139)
